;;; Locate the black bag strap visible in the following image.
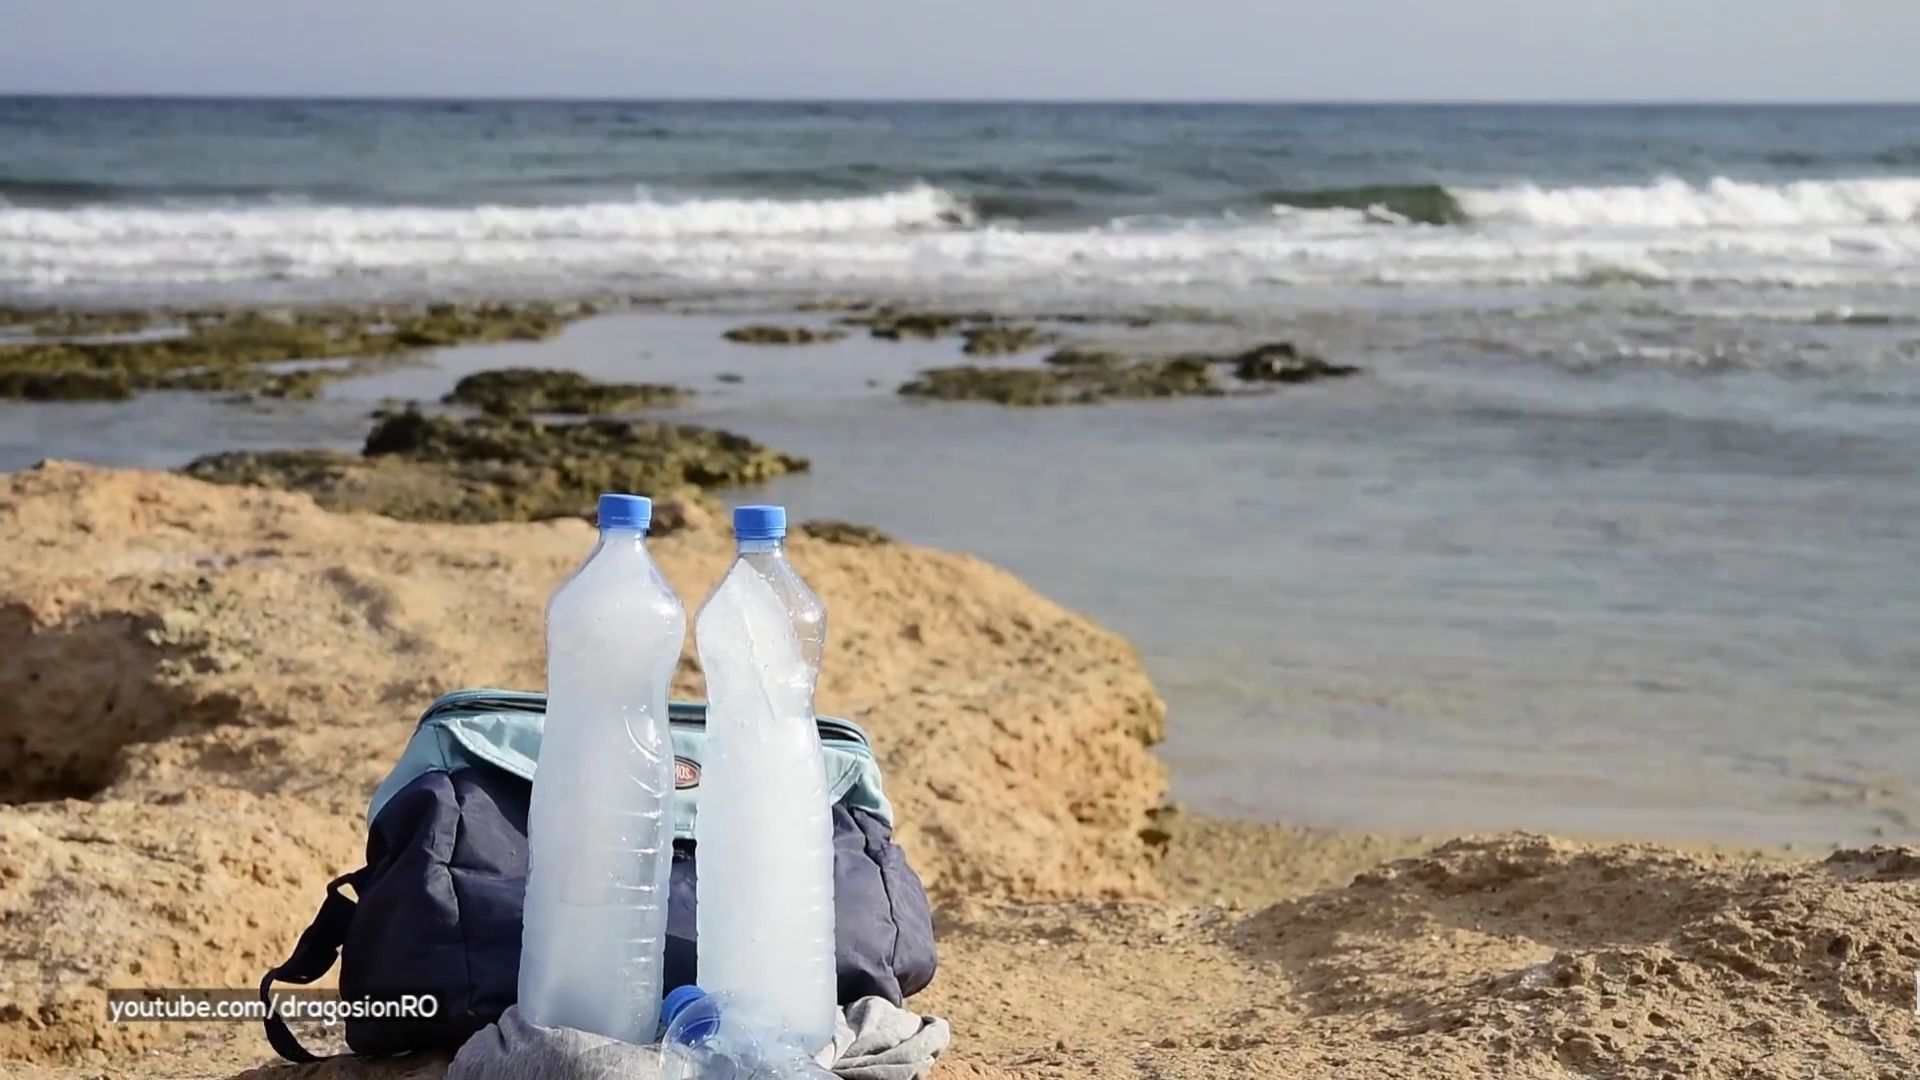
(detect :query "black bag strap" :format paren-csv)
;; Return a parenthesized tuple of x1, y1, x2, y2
(259, 871, 361, 1063)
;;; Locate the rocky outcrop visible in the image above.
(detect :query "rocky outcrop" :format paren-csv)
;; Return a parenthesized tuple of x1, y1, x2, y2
(798, 519, 894, 546)
(0, 463, 1169, 1067)
(0, 303, 587, 401)
(1212, 342, 1360, 383)
(443, 368, 686, 416)
(181, 411, 800, 525)
(960, 325, 1053, 357)
(899, 358, 1220, 406)
(721, 325, 849, 346)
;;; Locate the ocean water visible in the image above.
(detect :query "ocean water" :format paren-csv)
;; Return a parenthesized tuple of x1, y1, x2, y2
(8, 97, 1920, 301)
(4, 98, 1920, 846)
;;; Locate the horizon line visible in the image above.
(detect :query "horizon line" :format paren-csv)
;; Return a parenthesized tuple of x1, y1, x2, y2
(3, 90, 1919, 108)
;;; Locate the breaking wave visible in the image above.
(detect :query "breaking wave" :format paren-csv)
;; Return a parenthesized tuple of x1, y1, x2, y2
(8, 176, 1920, 294)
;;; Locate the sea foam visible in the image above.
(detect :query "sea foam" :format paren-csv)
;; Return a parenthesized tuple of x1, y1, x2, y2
(6, 177, 1920, 295)
(1456, 176, 1920, 228)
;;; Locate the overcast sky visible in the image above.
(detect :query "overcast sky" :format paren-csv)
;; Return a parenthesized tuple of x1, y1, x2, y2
(5, 0, 1919, 102)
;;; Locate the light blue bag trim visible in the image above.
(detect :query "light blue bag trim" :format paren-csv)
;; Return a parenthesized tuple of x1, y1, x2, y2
(368, 688, 893, 839)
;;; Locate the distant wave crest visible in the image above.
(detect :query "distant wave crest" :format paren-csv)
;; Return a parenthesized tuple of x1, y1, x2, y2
(1264, 176, 1920, 229)
(9, 176, 1920, 293)
(1266, 184, 1468, 225)
(1456, 176, 1920, 228)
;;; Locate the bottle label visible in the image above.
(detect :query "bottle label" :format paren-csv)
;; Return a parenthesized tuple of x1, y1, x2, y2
(673, 756, 701, 789)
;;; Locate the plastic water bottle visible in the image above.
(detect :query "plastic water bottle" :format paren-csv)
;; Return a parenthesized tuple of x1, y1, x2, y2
(659, 986, 835, 1080)
(519, 493, 685, 1042)
(693, 505, 836, 1054)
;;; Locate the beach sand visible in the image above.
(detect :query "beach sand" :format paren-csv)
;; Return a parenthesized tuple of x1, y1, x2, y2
(2, 462, 1917, 1078)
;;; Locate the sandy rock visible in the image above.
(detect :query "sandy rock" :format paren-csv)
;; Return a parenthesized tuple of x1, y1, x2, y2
(925, 833, 1920, 1079)
(10, 464, 1914, 1080)
(0, 462, 1167, 1068)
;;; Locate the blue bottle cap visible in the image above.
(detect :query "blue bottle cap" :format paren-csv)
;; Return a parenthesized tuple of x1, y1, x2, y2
(660, 985, 716, 1041)
(732, 504, 787, 541)
(596, 493, 651, 531)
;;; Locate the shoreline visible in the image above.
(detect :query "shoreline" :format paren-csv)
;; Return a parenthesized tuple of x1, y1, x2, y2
(6, 299, 1919, 850)
(0, 463, 1915, 1078)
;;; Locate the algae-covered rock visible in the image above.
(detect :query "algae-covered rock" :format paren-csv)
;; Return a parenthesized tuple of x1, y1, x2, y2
(722, 324, 848, 346)
(180, 446, 725, 533)
(961, 325, 1054, 357)
(1101, 356, 1220, 399)
(390, 301, 568, 347)
(166, 357, 410, 400)
(0, 302, 582, 402)
(183, 410, 800, 527)
(794, 297, 883, 314)
(1178, 342, 1360, 384)
(874, 313, 964, 340)
(849, 309, 1000, 341)
(444, 367, 687, 416)
(0, 306, 157, 339)
(360, 410, 805, 486)
(899, 367, 1068, 406)
(0, 369, 134, 401)
(1043, 344, 1128, 367)
(799, 520, 895, 546)
(899, 357, 1220, 406)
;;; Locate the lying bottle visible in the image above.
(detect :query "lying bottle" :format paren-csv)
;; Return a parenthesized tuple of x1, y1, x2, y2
(659, 985, 835, 1080)
(519, 493, 685, 1043)
(693, 505, 836, 1054)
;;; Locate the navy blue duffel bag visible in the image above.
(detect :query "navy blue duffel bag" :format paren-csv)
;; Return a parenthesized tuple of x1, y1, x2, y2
(259, 690, 936, 1062)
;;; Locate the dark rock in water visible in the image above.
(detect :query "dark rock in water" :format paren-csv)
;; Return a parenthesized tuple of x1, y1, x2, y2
(872, 313, 965, 341)
(1232, 341, 1295, 362)
(847, 309, 995, 341)
(1106, 357, 1221, 399)
(799, 520, 894, 546)
(182, 410, 804, 526)
(359, 410, 803, 482)
(444, 367, 687, 416)
(1043, 345, 1128, 368)
(1221, 343, 1360, 383)
(900, 367, 1064, 406)
(899, 356, 1220, 407)
(0, 369, 134, 401)
(715, 373, 745, 384)
(722, 324, 848, 346)
(0, 302, 580, 401)
(960, 325, 1054, 357)
(794, 297, 881, 314)
(1039, 311, 1159, 328)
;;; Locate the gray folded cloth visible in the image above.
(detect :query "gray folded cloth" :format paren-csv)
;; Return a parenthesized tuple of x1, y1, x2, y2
(830, 997, 951, 1080)
(449, 1006, 658, 1080)
(449, 997, 949, 1080)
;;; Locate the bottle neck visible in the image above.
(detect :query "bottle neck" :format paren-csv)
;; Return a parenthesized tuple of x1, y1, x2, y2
(598, 526, 650, 548)
(736, 538, 784, 556)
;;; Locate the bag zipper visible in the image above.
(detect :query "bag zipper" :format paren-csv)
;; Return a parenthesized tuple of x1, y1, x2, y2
(417, 687, 873, 752)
